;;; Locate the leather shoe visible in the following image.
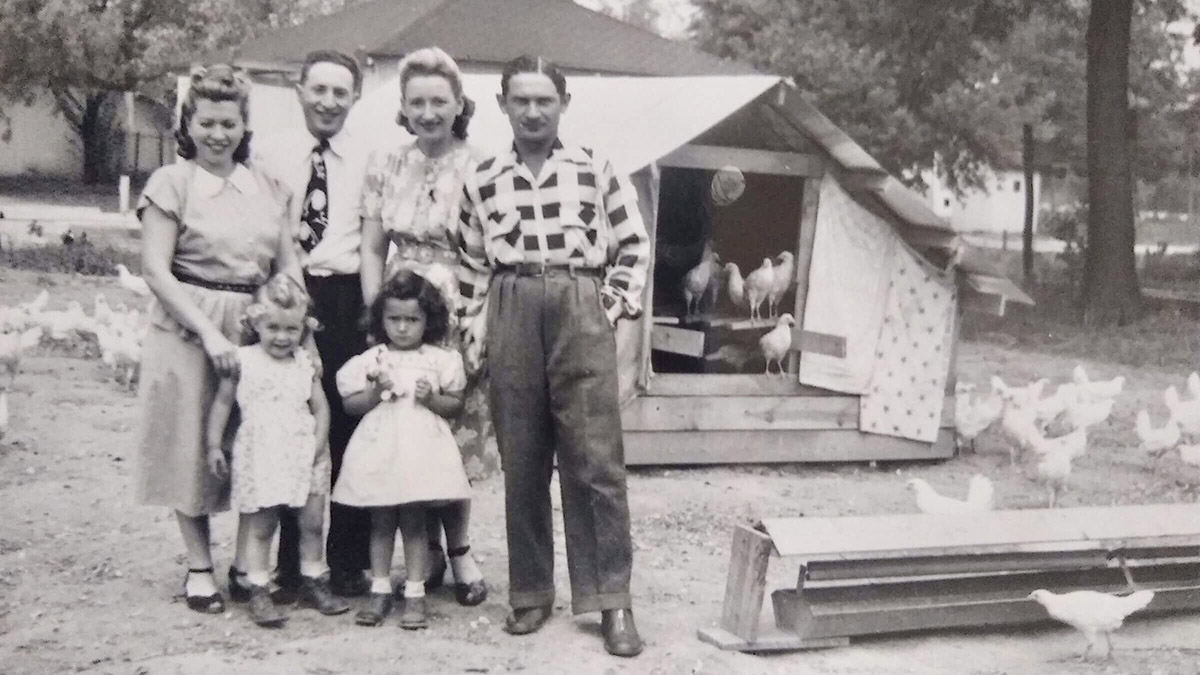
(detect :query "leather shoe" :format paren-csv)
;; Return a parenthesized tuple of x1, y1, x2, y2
(503, 604, 552, 635)
(601, 609, 643, 657)
(328, 568, 369, 598)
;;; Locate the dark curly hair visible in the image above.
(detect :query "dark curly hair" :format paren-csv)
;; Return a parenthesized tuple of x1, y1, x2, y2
(175, 64, 253, 163)
(366, 269, 449, 346)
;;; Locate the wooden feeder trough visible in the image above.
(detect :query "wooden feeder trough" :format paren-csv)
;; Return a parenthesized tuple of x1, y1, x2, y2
(698, 503, 1200, 652)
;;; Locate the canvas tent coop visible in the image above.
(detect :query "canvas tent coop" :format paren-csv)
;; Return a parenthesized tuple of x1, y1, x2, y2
(345, 73, 1031, 466)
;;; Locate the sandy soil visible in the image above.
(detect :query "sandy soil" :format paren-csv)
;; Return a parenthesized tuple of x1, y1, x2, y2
(3, 268, 1200, 675)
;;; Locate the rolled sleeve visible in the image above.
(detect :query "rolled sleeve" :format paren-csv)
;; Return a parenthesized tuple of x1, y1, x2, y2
(598, 160, 650, 320)
(455, 180, 493, 332)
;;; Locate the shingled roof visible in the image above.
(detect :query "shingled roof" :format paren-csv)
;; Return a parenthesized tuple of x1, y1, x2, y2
(233, 0, 754, 76)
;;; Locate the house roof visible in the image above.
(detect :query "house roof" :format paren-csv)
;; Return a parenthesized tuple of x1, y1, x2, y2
(232, 0, 754, 76)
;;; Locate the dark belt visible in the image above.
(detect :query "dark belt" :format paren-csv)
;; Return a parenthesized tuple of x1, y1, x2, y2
(495, 262, 604, 278)
(174, 270, 258, 294)
(303, 272, 361, 286)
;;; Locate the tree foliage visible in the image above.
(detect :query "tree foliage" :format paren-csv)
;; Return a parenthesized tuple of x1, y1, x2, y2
(689, 0, 1194, 193)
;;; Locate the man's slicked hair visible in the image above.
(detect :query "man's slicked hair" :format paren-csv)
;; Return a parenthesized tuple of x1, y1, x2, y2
(300, 49, 363, 92)
(500, 54, 567, 99)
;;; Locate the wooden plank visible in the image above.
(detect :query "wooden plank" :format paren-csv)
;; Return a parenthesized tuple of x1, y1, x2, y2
(791, 175, 821, 375)
(659, 144, 825, 177)
(961, 287, 1007, 316)
(623, 428, 955, 465)
(644, 374, 843, 397)
(718, 525, 774, 641)
(697, 625, 848, 652)
(634, 166, 659, 392)
(760, 504, 1200, 559)
(650, 325, 706, 358)
(791, 329, 846, 358)
(804, 550, 1114, 581)
(621, 395, 859, 431)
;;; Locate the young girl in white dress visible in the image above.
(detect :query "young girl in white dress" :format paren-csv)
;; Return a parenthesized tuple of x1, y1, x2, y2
(334, 270, 471, 629)
(206, 274, 350, 627)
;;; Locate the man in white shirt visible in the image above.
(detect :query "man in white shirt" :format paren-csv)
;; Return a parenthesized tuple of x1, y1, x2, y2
(255, 50, 372, 599)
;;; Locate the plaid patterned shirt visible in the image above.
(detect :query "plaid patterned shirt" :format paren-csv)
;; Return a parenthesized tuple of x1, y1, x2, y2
(457, 139, 650, 328)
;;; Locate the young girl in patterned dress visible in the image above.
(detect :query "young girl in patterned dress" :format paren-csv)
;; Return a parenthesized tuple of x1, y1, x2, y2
(334, 270, 473, 629)
(206, 274, 349, 627)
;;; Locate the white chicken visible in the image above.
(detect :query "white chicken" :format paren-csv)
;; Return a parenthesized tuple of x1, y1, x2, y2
(1026, 426, 1087, 459)
(1034, 383, 1076, 427)
(1179, 444, 1200, 466)
(0, 327, 43, 389)
(723, 262, 746, 312)
(758, 313, 794, 376)
(1071, 364, 1125, 402)
(1063, 395, 1115, 431)
(1163, 385, 1200, 435)
(1034, 448, 1074, 507)
(991, 376, 1048, 410)
(1027, 589, 1154, 661)
(954, 390, 1003, 453)
(744, 258, 775, 322)
(997, 380, 1045, 464)
(768, 251, 794, 319)
(681, 245, 719, 319)
(93, 293, 116, 327)
(115, 263, 151, 297)
(1136, 409, 1180, 456)
(907, 474, 994, 514)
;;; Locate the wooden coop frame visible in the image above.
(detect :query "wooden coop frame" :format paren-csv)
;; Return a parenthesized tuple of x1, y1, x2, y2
(617, 81, 1028, 466)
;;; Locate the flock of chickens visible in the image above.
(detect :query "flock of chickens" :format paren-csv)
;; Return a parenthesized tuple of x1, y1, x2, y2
(0, 264, 151, 440)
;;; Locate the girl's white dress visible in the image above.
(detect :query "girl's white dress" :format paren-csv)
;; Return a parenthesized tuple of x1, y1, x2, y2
(231, 345, 328, 513)
(332, 344, 471, 507)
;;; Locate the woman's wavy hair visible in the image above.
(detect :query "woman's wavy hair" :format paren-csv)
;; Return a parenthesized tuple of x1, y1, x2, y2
(395, 47, 474, 141)
(240, 273, 318, 345)
(175, 64, 253, 163)
(365, 269, 449, 347)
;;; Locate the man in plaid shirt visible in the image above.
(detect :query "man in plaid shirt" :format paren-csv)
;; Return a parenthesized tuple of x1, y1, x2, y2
(457, 55, 649, 657)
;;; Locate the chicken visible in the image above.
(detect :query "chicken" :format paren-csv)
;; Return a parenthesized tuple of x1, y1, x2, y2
(0, 327, 43, 389)
(758, 313, 794, 376)
(954, 390, 1003, 453)
(723, 262, 745, 311)
(997, 381, 1045, 464)
(991, 376, 1048, 410)
(744, 258, 774, 322)
(1034, 383, 1076, 427)
(1026, 426, 1087, 459)
(768, 251, 794, 319)
(1063, 395, 1115, 431)
(115, 264, 151, 298)
(1034, 448, 1074, 507)
(1179, 444, 1200, 466)
(1027, 589, 1154, 661)
(681, 245, 718, 319)
(704, 344, 755, 371)
(1164, 385, 1200, 435)
(906, 474, 994, 514)
(93, 293, 116, 327)
(1071, 364, 1125, 402)
(1136, 409, 1180, 456)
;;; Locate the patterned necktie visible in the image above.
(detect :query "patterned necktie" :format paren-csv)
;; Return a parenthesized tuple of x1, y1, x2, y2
(300, 138, 330, 253)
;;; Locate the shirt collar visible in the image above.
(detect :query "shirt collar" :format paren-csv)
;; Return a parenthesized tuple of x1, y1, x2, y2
(502, 137, 567, 173)
(310, 127, 353, 159)
(193, 162, 259, 197)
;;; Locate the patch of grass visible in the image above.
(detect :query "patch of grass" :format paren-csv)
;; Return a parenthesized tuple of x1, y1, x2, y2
(0, 242, 140, 276)
(963, 281, 1198, 371)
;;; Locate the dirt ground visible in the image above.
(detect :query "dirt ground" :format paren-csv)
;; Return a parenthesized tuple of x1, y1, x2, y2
(3, 268, 1200, 675)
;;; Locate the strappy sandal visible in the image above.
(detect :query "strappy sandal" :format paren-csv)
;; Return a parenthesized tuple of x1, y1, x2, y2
(448, 545, 488, 607)
(183, 567, 225, 614)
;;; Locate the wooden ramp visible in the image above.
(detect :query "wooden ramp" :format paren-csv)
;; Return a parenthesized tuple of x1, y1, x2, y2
(698, 504, 1200, 652)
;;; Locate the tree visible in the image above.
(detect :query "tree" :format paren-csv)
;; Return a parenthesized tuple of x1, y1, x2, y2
(0, 0, 329, 183)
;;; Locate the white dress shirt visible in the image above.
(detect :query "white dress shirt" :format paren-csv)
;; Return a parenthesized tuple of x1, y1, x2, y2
(254, 127, 370, 276)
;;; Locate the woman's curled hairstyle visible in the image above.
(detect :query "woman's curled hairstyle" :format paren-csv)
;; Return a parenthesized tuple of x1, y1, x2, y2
(175, 64, 254, 163)
(366, 270, 450, 346)
(395, 47, 474, 140)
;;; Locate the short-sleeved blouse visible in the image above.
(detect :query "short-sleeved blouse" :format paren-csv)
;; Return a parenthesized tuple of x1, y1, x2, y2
(138, 160, 291, 285)
(359, 141, 475, 253)
(137, 160, 291, 339)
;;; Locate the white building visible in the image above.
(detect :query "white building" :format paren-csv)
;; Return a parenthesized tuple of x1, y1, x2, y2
(925, 166, 1042, 234)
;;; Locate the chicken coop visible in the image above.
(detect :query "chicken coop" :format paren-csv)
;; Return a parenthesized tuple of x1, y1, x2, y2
(352, 72, 1031, 465)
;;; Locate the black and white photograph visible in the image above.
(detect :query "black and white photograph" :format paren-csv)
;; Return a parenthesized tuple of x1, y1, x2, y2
(3, 0, 1200, 673)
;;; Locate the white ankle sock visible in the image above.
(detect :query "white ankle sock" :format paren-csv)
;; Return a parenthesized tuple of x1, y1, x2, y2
(370, 577, 393, 594)
(300, 561, 328, 579)
(403, 581, 426, 599)
(246, 570, 270, 586)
